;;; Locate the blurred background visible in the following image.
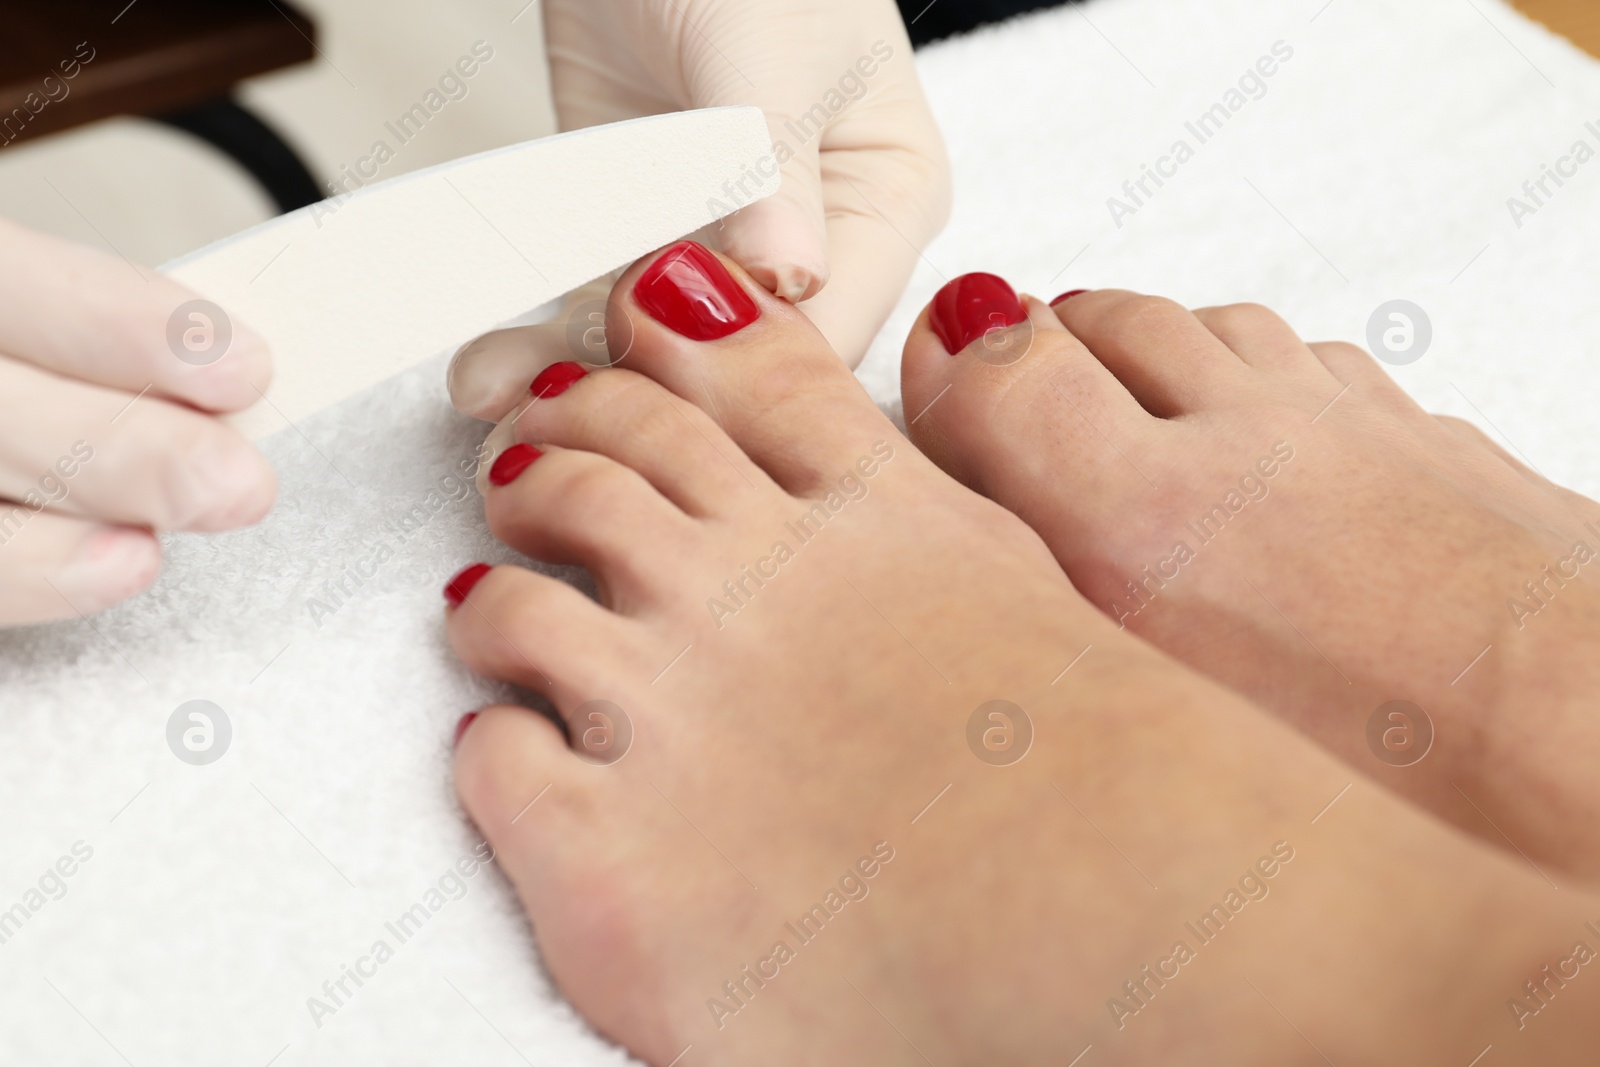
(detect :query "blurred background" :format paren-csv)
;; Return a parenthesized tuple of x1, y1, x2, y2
(0, 0, 1080, 267)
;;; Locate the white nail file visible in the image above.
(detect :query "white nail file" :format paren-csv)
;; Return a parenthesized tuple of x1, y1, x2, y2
(160, 107, 779, 440)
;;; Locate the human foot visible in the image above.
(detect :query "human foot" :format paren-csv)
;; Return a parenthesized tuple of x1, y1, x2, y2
(901, 279, 1600, 886)
(446, 245, 1596, 1065)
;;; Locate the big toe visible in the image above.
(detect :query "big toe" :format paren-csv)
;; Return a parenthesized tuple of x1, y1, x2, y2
(604, 240, 911, 496)
(901, 275, 1164, 570)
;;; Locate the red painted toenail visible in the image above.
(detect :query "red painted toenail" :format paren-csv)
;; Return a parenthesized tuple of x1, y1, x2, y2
(929, 273, 1025, 355)
(453, 711, 478, 749)
(444, 563, 492, 607)
(529, 361, 588, 399)
(489, 444, 542, 486)
(1051, 290, 1089, 305)
(632, 240, 759, 340)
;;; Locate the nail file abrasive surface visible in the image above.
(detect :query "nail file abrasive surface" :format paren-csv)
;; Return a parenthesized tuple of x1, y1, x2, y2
(161, 106, 779, 440)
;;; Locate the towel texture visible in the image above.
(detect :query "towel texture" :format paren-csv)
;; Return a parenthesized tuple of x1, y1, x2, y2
(4, 0, 1599, 1062)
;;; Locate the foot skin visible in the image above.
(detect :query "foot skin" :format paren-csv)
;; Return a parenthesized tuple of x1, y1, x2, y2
(447, 245, 1595, 1065)
(902, 282, 1600, 887)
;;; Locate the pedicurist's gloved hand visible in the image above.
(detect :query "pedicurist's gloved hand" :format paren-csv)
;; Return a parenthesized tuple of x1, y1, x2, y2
(447, 0, 951, 421)
(0, 218, 275, 626)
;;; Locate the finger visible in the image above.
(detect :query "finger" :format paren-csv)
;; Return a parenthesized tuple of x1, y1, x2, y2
(687, 102, 829, 306)
(800, 137, 951, 365)
(0, 218, 271, 412)
(0, 512, 161, 626)
(0, 355, 276, 532)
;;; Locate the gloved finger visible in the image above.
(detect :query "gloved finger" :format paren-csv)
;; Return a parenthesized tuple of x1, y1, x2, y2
(0, 511, 162, 626)
(683, 83, 830, 306)
(543, 1, 834, 305)
(0, 354, 276, 533)
(801, 104, 952, 365)
(0, 218, 272, 412)
(447, 277, 616, 422)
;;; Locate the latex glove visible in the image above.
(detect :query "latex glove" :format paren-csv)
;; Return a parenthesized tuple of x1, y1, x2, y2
(0, 219, 276, 626)
(447, 0, 950, 421)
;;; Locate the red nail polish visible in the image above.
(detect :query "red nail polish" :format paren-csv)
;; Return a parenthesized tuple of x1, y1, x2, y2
(489, 444, 542, 486)
(530, 361, 588, 399)
(1051, 289, 1088, 305)
(632, 240, 759, 340)
(444, 563, 492, 607)
(929, 273, 1025, 355)
(453, 711, 478, 749)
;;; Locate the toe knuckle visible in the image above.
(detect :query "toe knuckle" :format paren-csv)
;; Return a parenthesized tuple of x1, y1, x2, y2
(551, 457, 634, 514)
(1209, 302, 1278, 333)
(1106, 295, 1186, 335)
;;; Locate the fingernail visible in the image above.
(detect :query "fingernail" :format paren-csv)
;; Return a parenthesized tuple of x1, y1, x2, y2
(1051, 289, 1089, 305)
(929, 273, 1026, 355)
(444, 563, 492, 607)
(489, 444, 542, 486)
(530, 361, 588, 399)
(632, 240, 759, 340)
(453, 711, 478, 749)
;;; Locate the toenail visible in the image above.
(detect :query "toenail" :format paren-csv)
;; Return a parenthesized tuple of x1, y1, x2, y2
(444, 563, 492, 607)
(489, 444, 543, 486)
(529, 361, 588, 399)
(1050, 289, 1089, 305)
(453, 711, 478, 749)
(632, 240, 759, 340)
(929, 273, 1025, 355)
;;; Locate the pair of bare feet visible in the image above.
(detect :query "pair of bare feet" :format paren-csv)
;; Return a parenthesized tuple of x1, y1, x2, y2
(444, 242, 1600, 1065)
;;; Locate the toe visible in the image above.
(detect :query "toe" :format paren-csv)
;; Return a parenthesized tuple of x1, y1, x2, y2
(1312, 340, 1401, 390)
(453, 702, 579, 831)
(1191, 302, 1327, 375)
(1052, 289, 1254, 417)
(503, 363, 771, 518)
(449, 277, 617, 422)
(482, 444, 702, 613)
(445, 560, 655, 697)
(901, 286, 1159, 559)
(605, 240, 904, 497)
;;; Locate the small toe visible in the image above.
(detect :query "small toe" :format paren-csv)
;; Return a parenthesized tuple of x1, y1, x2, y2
(482, 445, 702, 613)
(1191, 302, 1326, 374)
(504, 363, 771, 518)
(445, 561, 654, 697)
(1052, 289, 1254, 417)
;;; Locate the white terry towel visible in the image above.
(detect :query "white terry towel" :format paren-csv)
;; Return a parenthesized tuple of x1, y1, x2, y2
(3, 0, 1598, 1062)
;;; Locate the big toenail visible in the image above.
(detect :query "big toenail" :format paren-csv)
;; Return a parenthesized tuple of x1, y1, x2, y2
(444, 563, 492, 607)
(930, 273, 1025, 355)
(529, 361, 588, 398)
(1051, 289, 1089, 305)
(489, 444, 543, 486)
(632, 240, 759, 340)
